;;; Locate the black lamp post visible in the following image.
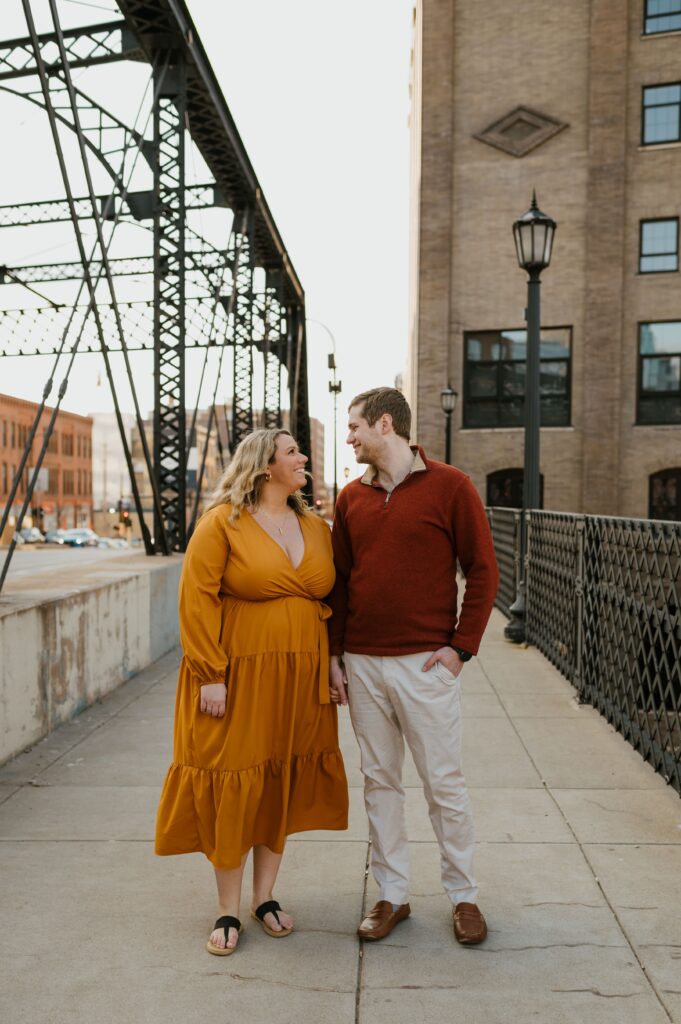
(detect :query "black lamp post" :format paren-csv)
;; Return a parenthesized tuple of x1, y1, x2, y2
(306, 318, 341, 512)
(440, 384, 458, 465)
(328, 357, 342, 510)
(504, 192, 556, 644)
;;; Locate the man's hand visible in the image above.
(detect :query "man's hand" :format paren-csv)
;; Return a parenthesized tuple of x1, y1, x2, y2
(421, 646, 464, 678)
(329, 655, 349, 706)
(200, 682, 227, 717)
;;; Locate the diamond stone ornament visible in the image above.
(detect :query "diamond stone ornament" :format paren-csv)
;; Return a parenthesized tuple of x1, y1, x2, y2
(475, 106, 568, 157)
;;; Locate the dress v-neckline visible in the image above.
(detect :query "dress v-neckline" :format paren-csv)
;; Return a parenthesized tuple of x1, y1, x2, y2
(247, 509, 307, 572)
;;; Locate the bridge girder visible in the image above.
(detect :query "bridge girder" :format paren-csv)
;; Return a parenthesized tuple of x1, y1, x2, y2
(0, 18, 143, 81)
(0, 0, 311, 575)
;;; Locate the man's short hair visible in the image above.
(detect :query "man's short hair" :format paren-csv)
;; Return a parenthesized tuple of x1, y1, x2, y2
(349, 387, 411, 441)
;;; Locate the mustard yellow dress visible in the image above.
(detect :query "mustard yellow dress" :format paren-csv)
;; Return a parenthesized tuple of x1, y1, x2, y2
(155, 503, 348, 869)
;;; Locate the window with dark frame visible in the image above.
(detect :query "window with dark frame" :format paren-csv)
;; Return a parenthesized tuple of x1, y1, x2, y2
(642, 83, 681, 144)
(640, 218, 679, 272)
(486, 468, 544, 510)
(463, 327, 571, 429)
(644, 0, 681, 34)
(638, 322, 681, 425)
(649, 468, 681, 521)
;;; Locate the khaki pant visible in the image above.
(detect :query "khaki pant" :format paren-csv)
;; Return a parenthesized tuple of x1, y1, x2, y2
(345, 652, 478, 906)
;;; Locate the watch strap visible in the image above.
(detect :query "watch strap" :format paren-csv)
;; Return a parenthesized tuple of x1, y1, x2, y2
(452, 646, 473, 662)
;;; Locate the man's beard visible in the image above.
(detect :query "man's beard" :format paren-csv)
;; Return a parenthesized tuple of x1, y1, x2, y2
(355, 439, 380, 466)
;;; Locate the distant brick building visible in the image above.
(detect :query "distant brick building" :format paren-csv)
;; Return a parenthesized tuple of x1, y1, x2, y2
(308, 416, 331, 513)
(408, 0, 681, 519)
(0, 392, 93, 530)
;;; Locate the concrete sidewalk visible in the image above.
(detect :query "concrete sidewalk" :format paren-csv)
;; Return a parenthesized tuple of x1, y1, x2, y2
(1, 609, 680, 1024)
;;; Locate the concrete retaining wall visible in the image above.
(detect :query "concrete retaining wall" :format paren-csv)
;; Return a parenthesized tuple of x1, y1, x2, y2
(0, 552, 183, 766)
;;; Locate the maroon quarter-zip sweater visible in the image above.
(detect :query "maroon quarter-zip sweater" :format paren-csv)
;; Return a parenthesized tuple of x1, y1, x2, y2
(328, 446, 499, 657)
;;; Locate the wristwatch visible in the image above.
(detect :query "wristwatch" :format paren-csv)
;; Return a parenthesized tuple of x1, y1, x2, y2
(452, 646, 473, 662)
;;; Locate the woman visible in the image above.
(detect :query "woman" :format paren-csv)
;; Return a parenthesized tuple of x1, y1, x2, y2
(155, 428, 348, 955)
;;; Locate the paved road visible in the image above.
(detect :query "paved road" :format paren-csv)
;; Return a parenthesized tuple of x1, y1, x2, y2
(1, 544, 142, 579)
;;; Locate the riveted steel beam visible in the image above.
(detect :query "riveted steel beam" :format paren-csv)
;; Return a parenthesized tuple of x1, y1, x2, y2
(0, 249, 222, 284)
(262, 271, 284, 430)
(230, 210, 254, 449)
(153, 54, 187, 551)
(0, 184, 226, 228)
(0, 19, 142, 81)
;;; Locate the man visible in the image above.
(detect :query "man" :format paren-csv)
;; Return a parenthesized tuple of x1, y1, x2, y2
(328, 387, 499, 945)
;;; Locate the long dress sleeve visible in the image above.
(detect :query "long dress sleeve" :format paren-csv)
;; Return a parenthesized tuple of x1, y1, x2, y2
(328, 492, 353, 655)
(178, 507, 231, 687)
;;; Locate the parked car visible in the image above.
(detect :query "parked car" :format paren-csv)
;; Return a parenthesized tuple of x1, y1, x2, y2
(19, 527, 45, 544)
(97, 537, 129, 549)
(62, 528, 99, 548)
(44, 529, 68, 545)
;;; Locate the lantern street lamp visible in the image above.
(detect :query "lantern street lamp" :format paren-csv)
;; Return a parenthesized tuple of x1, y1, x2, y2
(440, 384, 458, 465)
(504, 192, 556, 644)
(306, 318, 342, 511)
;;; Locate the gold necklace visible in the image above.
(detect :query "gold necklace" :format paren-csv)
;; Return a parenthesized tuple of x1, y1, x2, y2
(256, 505, 292, 536)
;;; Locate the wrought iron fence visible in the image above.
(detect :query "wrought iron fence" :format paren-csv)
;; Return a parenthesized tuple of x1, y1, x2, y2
(486, 507, 521, 618)
(487, 508, 681, 795)
(525, 511, 584, 683)
(581, 516, 681, 792)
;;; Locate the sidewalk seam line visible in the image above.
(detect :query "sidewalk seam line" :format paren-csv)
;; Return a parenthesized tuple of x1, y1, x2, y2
(355, 840, 370, 1024)
(478, 650, 674, 1023)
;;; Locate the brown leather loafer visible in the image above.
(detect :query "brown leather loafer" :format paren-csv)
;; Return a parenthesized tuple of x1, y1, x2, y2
(453, 902, 487, 945)
(358, 900, 411, 941)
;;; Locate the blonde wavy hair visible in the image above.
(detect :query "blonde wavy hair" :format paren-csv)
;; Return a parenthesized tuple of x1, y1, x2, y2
(203, 428, 310, 522)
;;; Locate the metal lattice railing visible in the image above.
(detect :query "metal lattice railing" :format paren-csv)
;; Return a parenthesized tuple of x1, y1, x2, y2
(525, 511, 584, 683)
(487, 508, 681, 795)
(486, 507, 521, 618)
(580, 516, 681, 792)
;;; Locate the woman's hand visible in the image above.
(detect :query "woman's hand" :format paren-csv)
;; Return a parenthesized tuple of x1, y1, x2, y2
(200, 682, 227, 717)
(329, 656, 348, 706)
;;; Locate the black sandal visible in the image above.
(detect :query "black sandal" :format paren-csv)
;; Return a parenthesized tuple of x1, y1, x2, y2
(251, 900, 293, 938)
(206, 915, 242, 956)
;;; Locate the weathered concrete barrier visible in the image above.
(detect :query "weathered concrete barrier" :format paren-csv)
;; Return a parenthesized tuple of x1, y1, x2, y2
(0, 551, 183, 765)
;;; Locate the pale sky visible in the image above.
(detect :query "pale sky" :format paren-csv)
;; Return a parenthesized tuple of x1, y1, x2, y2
(0, 0, 414, 486)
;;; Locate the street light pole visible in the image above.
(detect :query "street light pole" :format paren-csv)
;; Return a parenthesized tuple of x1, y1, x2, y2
(306, 318, 341, 513)
(329, 365, 342, 509)
(440, 384, 458, 465)
(524, 267, 542, 514)
(505, 192, 556, 644)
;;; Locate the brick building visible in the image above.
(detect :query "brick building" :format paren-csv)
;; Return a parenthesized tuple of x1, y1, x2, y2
(0, 392, 93, 530)
(408, 0, 681, 519)
(308, 416, 331, 513)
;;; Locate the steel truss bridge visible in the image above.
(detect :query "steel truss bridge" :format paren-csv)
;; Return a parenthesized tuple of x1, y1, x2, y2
(0, 0, 311, 587)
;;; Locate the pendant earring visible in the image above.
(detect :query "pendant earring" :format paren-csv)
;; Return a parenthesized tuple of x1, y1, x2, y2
(265, 473, 271, 482)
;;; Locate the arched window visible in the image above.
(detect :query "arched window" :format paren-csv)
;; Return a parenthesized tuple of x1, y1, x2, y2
(486, 468, 544, 509)
(649, 468, 681, 521)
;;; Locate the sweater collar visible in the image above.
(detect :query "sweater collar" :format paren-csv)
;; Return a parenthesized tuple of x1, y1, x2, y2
(360, 445, 428, 486)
